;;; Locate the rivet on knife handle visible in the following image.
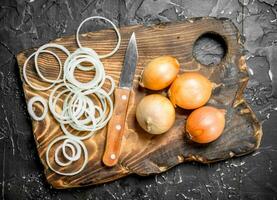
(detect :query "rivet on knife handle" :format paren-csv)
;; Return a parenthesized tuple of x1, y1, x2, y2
(102, 88, 131, 167)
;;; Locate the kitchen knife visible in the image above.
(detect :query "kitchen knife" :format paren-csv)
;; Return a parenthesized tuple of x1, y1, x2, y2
(102, 32, 138, 167)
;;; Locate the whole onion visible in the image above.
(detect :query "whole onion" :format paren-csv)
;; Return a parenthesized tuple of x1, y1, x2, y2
(168, 72, 212, 110)
(186, 106, 226, 143)
(139, 56, 180, 90)
(136, 94, 175, 135)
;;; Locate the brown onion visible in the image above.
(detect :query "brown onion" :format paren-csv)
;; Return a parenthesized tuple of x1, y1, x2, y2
(136, 94, 175, 135)
(186, 106, 226, 143)
(139, 56, 180, 90)
(168, 72, 212, 110)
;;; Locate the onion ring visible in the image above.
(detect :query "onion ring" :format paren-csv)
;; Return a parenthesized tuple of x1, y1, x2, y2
(23, 50, 62, 91)
(27, 95, 48, 121)
(76, 16, 121, 59)
(46, 135, 88, 176)
(35, 43, 70, 83)
(64, 56, 104, 90)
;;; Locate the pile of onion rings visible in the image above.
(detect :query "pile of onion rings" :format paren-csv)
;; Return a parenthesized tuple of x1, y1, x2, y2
(24, 16, 121, 176)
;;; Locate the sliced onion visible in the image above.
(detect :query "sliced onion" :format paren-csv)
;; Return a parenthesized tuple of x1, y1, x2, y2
(70, 47, 99, 71)
(48, 81, 114, 140)
(23, 16, 120, 176)
(46, 135, 88, 176)
(27, 95, 48, 121)
(48, 83, 72, 123)
(54, 144, 74, 167)
(64, 56, 105, 90)
(23, 51, 62, 91)
(35, 43, 70, 83)
(76, 16, 121, 59)
(60, 90, 113, 140)
(104, 75, 115, 96)
(62, 139, 82, 161)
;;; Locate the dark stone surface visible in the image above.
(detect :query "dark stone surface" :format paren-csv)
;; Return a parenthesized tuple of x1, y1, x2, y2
(193, 32, 227, 65)
(0, 0, 277, 199)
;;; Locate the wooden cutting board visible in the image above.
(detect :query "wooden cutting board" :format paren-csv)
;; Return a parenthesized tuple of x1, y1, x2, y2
(16, 17, 262, 189)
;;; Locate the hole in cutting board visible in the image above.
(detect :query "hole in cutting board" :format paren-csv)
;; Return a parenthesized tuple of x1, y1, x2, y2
(192, 32, 227, 66)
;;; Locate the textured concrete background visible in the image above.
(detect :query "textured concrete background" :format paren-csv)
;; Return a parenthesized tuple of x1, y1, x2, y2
(0, 0, 277, 199)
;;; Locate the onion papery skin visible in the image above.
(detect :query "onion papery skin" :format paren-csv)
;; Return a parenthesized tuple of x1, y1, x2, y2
(136, 94, 175, 135)
(185, 106, 226, 144)
(168, 72, 212, 110)
(139, 56, 180, 91)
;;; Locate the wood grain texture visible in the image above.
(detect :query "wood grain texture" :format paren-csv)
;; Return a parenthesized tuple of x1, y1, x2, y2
(16, 17, 262, 189)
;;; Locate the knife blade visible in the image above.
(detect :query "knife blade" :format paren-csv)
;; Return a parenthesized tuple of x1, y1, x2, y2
(102, 32, 138, 167)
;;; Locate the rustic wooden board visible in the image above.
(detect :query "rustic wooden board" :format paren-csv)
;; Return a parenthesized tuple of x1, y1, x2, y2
(16, 17, 262, 189)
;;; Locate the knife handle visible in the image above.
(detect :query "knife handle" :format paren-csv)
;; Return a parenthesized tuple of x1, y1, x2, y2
(102, 88, 131, 167)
